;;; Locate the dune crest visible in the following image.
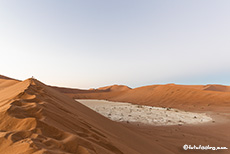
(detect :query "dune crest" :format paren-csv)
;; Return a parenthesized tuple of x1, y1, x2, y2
(203, 84, 230, 92)
(0, 79, 122, 153)
(0, 75, 17, 80)
(62, 84, 230, 111)
(0, 75, 19, 90)
(0, 78, 171, 154)
(97, 85, 131, 92)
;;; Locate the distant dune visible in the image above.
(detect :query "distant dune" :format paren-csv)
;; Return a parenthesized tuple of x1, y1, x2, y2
(0, 76, 171, 154)
(0, 75, 20, 90)
(203, 84, 230, 92)
(53, 82, 230, 153)
(108, 84, 230, 111)
(1, 75, 230, 154)
(0, 75, 18, 80)
(97, 85, 131, 92)
(58, 84, 230, 111)
(51, 84, 131, 94)
(52, 84, 132, 101)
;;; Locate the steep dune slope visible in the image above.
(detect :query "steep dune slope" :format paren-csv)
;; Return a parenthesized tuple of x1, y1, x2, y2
(53, 83, 230, 153)
(203, 84, 230, 92)
(0, 75, 19, 90)
(66, 84, 230, 111)
(97, 85, 131, 92)
(0, 78, 171, 154)
(0, 75, 17, 80)
(108, 84, 230, 111)
(0, 79, 19, 90)
(53, 85, 132, 100)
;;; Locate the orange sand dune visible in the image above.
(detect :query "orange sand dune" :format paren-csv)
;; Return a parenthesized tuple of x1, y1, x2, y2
(0, 77, 172, 154)
(97, 85, 131, 92)
(108, 84, 230, 111)
(61, 84, 230, 112)
(1, 75, 230, 153)
(53, 85, 132, 101)
(203, 84, 230, 92)
(49, 85, 130, 95)
(0, 75, 19, 80)
(54, 84, 230, 154)
(0, 75, 20, 90)
(54, 83, 230, 153)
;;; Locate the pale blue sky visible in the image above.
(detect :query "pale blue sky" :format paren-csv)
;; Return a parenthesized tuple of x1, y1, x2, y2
(1, 0, 230, 88)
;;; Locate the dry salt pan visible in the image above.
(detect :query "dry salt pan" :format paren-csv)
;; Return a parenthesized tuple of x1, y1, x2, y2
(76, 99, 212, 126)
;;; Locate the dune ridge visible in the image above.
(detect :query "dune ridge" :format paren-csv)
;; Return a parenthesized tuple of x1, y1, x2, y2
(108, 84, 230, 110)
(0, 79, 101, 154)
(0, 75, 20, 90)
(0, 75, 18, 80)
(56, 83, 230, 153)
(60, 84, 230, 111)
(0, 77, 171, 154)
(203, 84, 230, 92)
(97, 85, 131, 92)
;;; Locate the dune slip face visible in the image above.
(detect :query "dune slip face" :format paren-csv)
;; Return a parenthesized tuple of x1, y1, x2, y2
(76, 99, 213, 126)
(0, 79, 123, 154)
(0, 78, 173, 154)
(62, 84, 230, 113)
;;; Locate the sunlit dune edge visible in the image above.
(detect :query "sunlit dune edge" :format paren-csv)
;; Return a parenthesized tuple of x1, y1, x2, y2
(0, 76, 172, 154)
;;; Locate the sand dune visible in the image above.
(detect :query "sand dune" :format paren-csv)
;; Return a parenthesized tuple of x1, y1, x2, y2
(0, 75, 19, 90)
(97, 85, 131, 92)
(60, 84, 230, 112)
(1, 75, 230, 153)
(51, 84, 132, 101)
(54, 83, 230, 153)
(109, 84, 230, 111)
(0, 77, 172, 154)
(203, 84, 230, 92)
(0, 75, 19, 80)
(0, 79, 19, 90)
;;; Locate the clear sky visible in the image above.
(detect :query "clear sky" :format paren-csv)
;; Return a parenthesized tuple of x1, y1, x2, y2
(1, 0, 230, 89)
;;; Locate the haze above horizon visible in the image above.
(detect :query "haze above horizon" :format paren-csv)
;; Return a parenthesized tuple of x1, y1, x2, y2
(1, 0, 230, 89)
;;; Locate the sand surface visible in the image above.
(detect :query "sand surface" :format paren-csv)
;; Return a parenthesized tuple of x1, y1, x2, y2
(62, 84, 230, 112)
(56, 84, 230, 154)
(0, 76, 173, 154)
(76, 99, 212, 126)
(1, 75, 230, 154)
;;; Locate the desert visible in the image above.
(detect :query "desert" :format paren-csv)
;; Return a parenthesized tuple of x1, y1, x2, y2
(1, 1, 230, 153)
(1, 75, 230, 154)
(0, 76, 172, 154)
(76, 99, 212, 126)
